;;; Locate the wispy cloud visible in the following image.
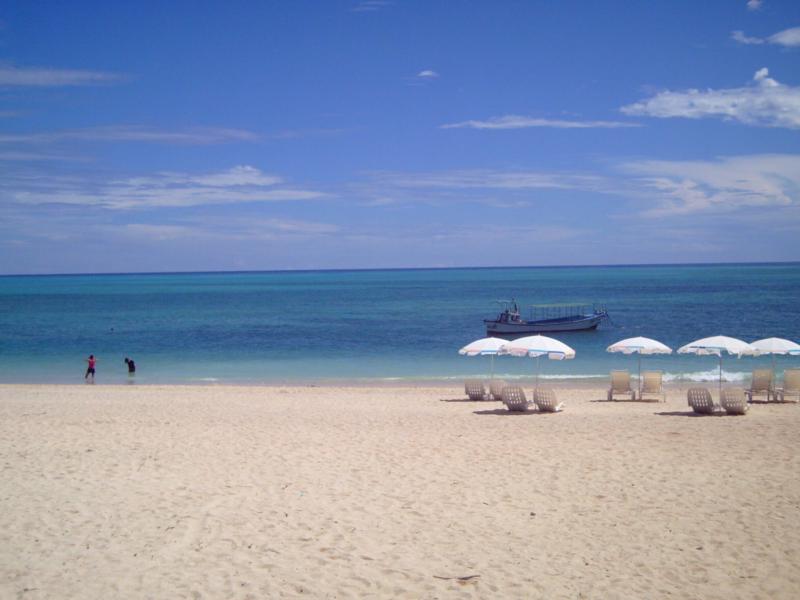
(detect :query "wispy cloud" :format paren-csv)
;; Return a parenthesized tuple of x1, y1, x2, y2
(350, 0, 392, 12)
(0, 125, 260, 145)
(747, 0, 763, 11)
(417, 70, 439, 79)
(2, 165, 326, 210)
(120, 217, 339, 242)
(0, 65, 124, 86)
(731, 30, 764, 45)
(622, 154, 800, 217)
(441, 115, 640, 129)
(731, 26, 800, 47)
(621, 68, 800, 129)
(368, 169, 603, 191)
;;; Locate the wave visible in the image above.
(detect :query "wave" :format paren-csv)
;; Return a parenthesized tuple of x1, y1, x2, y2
(379, 370, 752, 383)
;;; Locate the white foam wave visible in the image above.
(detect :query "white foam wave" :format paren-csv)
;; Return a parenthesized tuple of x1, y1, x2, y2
(662, 369, 749, 383)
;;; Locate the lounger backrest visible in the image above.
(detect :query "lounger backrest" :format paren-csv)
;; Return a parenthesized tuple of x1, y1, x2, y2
(611, 370, 631, 392)
(502, 385, 529, 412)
(489, 379, 507, 401)
(641, 371, 662, 393)
(721, 388, 748, 415)
(533, 387, 561, 412)
(783, 369, 800, 392)
(687, 387, 715, 414)
(750, 369, 773, 392)
(465, 379, 486, 401)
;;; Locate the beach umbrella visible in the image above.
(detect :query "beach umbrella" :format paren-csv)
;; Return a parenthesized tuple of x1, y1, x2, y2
(498, 335, 575, 388)
(677, 335, 759, 395)
(606, 336, 673, 395)
(750, 337, 800, 371)
(458, 337, 508, 380)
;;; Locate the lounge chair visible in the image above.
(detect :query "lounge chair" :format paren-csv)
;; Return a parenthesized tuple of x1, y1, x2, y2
(607, 370, 635, 401)
(777, 368, 800, 403)
(464, 379, 487, 401)
(639, 370, 665, 402)
(502, 385, 530, 412)
(687, 387, 719, 415)
(489, 379, 508, 401)
(720, 388, 749, 415)
(533, 387, 564, 412)
(773, 369, 800, 402)
(745, 369, 773, 402)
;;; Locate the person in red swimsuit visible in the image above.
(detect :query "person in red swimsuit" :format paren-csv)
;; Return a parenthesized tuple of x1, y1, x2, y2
(85, 354, 97, 381)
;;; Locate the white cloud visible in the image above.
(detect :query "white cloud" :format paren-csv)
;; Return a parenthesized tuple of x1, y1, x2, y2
(731, 30, 763, 45)
(2, 166, 326, 210)
(622, 154, 800, 217)
(731, 26, 800, 47)
(121, 217, 339, 241)
(370, 169, 596, 190)
(441, 115, 640, 129)
(417, 70, 439, 79)
(350, 0, 391, 12)
(0, 126, 259, 145)
(769, 27, 800, 47)
(0, 65, 123, 86)
(621, 68, 800, 129)
(747, 0, 763, 11)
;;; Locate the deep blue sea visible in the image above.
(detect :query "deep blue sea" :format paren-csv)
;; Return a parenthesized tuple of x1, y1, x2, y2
(1, 264, 799, 385)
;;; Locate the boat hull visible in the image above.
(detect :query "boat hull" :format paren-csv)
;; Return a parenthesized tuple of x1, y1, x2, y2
(485, 314, 603, 334)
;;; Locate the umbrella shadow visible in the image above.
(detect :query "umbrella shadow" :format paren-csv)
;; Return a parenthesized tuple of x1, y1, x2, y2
(473, 408, 540, 416)
(440, 398, 497, 403)
(654, 410, 721, 417)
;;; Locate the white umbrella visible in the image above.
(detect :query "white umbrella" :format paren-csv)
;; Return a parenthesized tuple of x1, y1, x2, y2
(750, 337, 800, 371)
(677, 335, 759, 395)
(458, 337, 508, 380)
(606, 336, 672, 395)
(499, 335, 575, 388)
(750, 337, 800, 355)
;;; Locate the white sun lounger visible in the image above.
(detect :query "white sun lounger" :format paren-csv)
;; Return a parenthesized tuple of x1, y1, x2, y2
(687, 387, 720, 415)
(464, 379, 487, 401)
(489, 379, 508, 401)
(777, 369, 800, 403)
(501, 385, 530, 412)
(533, 387, 564, 412)
(607, 370, 635, 401)
(639, 370, 665, 402)
(746, 369, 773, 402)
(720, 388, 749, 415)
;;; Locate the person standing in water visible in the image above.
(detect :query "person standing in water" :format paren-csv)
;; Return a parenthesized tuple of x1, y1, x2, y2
(124, 357, 136, 376)
(85, 354, 97, 381)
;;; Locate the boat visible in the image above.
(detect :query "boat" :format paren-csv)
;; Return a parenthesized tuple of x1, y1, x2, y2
(484, 299, 608, 335)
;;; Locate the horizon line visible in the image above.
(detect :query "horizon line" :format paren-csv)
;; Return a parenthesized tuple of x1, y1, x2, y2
(1, 260, 799, 278)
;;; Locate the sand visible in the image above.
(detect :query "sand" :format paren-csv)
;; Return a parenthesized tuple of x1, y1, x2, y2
(1, 383, 798, 599)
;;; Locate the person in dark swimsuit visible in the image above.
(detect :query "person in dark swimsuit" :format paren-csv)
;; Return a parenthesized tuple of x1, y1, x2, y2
(124, 357, 136, 375)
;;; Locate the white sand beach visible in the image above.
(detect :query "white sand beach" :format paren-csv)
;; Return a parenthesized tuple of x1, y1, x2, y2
(1, 383, 798, 599)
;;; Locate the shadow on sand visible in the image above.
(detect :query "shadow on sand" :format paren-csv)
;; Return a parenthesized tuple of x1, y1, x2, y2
(440, 398, 497, 403)
(654, 410, 720, 417)
(473, 408, 543, 416)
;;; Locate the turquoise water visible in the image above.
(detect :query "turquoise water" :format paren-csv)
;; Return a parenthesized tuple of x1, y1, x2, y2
(1, 264, 799, 384)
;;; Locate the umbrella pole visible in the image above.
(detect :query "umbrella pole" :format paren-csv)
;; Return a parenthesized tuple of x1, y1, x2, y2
(718, 355, 723, 399)
(490, 354, 495, 380)
(535, 356, 541, 391)
(638, 354, 642, 399)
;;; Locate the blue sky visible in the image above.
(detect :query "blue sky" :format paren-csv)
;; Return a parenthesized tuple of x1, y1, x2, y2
(1, 0, 799, 274)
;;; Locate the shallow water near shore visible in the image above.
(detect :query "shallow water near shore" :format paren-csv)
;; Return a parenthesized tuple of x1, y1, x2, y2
(1, 263, 799, 384)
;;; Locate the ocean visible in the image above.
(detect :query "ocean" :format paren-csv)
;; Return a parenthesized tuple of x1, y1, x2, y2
(1, 263, 799, 385)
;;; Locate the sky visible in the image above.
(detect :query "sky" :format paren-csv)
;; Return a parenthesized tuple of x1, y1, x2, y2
(1, 0, 799, 274)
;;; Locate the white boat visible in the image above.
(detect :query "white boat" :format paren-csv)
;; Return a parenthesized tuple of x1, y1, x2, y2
(484, 300, 608, 335)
